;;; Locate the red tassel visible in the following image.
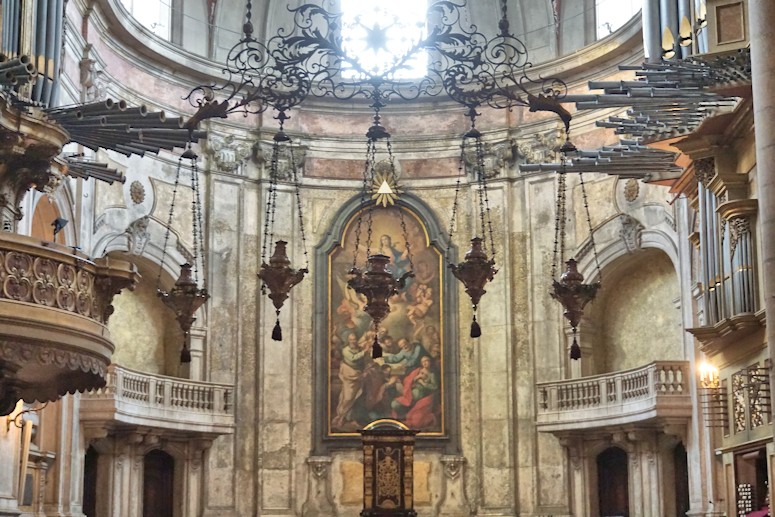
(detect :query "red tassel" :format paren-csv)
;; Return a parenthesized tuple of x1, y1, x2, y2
(180, 345, 192, 363)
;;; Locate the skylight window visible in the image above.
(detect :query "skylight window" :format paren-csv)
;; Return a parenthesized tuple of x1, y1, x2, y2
(339, 0, 428, 79)
(596, 0, 642, 39)
(120, 0, 171, 40)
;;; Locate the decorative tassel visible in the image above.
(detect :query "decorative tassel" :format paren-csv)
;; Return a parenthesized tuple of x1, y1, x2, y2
(569, 333, 581, 360)
(470, 314, 482, 338)
(272, 318, 283, 341)
(180, 345, 192, 364)
(372, 335, 383, 359)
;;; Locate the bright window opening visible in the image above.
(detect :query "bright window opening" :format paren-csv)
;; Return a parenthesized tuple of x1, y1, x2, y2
(121, 0, 171, 40)
(596, 0, 642, 39)
(340, 0, 428, 79)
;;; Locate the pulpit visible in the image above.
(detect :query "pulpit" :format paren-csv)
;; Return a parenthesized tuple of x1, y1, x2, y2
(360, 419, 417, 517)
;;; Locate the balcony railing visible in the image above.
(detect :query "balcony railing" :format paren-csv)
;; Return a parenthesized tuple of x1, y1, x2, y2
(81, 364, 235, 436)
(536, 361, 693, 432)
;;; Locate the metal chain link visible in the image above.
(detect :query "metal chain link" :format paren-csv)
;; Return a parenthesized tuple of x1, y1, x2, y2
(446, 141, 465, 264)
(578, 173, 602, 281)
(386, 138, 414, 271)
(289, 138, 310, 271)
(156, 154, 183, 290)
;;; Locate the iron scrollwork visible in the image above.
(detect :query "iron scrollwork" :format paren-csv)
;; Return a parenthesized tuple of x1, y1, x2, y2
(185, 1, 570, 128)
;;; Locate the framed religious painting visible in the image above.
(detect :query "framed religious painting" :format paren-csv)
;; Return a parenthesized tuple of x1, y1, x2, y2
(314, 197, 458, 448)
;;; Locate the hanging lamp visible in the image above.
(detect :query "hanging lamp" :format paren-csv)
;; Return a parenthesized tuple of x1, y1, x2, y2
(347, 95, 414, 359)
(447, 108, 498, 338)
(549, 134, 601, 360)
(157, 145, 210, 363)
(257, 110, 309, 341)
(156, 143, 210, 363)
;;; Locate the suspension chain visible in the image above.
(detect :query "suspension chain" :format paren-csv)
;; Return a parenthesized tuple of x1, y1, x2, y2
(156, 153, 183, 290)
(578, 173, 601, 281)
(386, 137, 414, 271)
(289, 137, 310, 271)
(446, 141, 465, 264)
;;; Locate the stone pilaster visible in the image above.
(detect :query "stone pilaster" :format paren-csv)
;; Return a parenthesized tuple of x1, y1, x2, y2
(750, 0, 775, 434)
(301, 456, 336, 517)
(437, 455, 471, 517)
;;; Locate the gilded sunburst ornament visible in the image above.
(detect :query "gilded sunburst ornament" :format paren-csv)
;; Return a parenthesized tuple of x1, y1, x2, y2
(371, 171, 401, 207)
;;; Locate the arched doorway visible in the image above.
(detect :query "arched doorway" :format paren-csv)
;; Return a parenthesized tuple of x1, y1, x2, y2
(674, 443, 690, 516)
(82, 446, 98, 517)
(143, 449, 174, 517)
(598, 446, 629, 516)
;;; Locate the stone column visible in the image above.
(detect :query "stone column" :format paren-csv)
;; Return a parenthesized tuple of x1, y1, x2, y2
(301, 456, 336, 517)
(437, 455, 470, 517)
(750, 0, 775, 437)
(0, 401, 22, 516)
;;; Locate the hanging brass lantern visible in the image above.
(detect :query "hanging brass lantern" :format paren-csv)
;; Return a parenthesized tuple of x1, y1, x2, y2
(347, 96, 415, 358)
(258, 113, 310, 342)
(549, 133, 601, 360)
(158, 263, 210, 363)
(550, 258, 599, 359)
(156, 146, 209, 363)
(449, 237, 498, 338)
(347, 254, 413, 358)
(446, 112, 499, 338)
(259, 240, 308, 341)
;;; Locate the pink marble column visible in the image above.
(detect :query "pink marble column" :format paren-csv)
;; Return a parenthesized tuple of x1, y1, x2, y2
(750, 0, 775, 415)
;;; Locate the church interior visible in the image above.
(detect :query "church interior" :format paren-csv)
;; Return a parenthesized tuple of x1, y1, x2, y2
(0, 0, 773, 515)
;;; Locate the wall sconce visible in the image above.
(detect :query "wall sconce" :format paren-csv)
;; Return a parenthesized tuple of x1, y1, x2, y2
(699, 362, 720, 389)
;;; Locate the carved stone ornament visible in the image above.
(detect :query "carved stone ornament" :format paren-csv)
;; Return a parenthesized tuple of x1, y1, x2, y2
(206, 134, 253, 174)
(258, 139, 307, 180)
(514, 130, 563, 165)
(79, 44, 107, 102)
(463, 140, 516, 178)
(126, 216, 150, 255)
(619, 214, 645, 253)
(0, 99, 69, 233)
(694, 157, 715, 185)
(623, 178, 640, 202)
(301, 456, 337, 517)
(728, 216, 750, 256)
(129, 180, 145, 205)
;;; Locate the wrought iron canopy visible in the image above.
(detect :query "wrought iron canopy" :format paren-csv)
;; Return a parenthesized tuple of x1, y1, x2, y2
(185, 0, 571, 127)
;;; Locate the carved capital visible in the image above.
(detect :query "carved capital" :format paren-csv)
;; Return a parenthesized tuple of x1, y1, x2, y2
(693, 157, 715, 185)
(257, 138, 307, 179)
(205, 134, 253, 174)
(301, 456, 337, 517)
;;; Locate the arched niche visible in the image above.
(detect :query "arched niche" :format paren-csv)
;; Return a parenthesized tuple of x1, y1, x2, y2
(312, 193, 459, 453)
(105, 253, 185, 377)
(586, 247, 683, 374)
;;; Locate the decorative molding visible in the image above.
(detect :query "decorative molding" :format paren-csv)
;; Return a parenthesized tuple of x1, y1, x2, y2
(619, 214, 645, 253)
(694, 157, 715, 185)
(257, 139, 307, 179)
(205, 134, 253, 174)
(126, 216, 150, 255)
(129, 181, 145, 205)
(623, 178, 639, 203)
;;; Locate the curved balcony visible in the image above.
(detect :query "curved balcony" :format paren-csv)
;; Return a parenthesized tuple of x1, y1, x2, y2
(0, 233, 138, 413)
(80, 364, 235, 438)
(535, 361, 693, 434)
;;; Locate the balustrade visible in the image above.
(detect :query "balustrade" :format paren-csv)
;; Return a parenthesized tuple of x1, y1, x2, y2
(537, 362, 692, 431)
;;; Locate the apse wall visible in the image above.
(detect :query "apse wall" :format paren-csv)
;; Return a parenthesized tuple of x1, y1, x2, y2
(52, 0, 681, 515)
